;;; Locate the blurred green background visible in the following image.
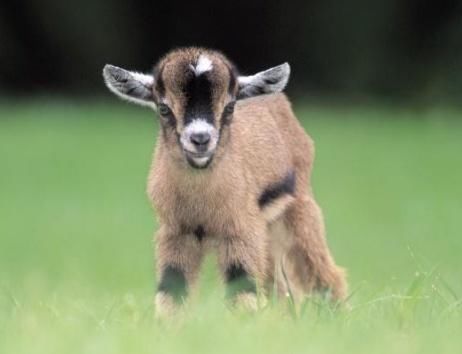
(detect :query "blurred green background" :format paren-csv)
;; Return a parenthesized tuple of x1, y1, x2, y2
(1, 1, 462, 353)
(1, 102, 461, 353)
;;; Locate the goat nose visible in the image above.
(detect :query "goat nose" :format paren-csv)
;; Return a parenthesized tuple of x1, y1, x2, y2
(190, 132, 211, 146)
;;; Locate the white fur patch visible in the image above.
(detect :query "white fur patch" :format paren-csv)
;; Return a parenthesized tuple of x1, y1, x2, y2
(103, 64, 156, 109)
(155, 292, 178, 318)
(191, 156, 210, 167)
(130, 72, 154, 86)
(185, 119, 215, 134)
(190, 55, 213, 76)
(237, 75, 254, 85)
(238, 63, 290, 98)
(180, 119, 219, 161)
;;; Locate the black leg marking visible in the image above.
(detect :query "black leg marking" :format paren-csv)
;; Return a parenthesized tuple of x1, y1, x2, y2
(225, 264, 256, 299)
(258, 170, 296, 208)
(157, 265, 187, 303)
(194, 225, 205, 242)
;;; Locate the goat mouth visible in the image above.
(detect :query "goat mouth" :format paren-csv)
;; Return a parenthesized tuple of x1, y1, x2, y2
(183, 149, 214, 159)
(183, 150, 214, 169)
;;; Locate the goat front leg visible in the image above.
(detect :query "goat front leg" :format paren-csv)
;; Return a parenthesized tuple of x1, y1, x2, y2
(217, 225, 268, 311)
(155, 225, 204, 317)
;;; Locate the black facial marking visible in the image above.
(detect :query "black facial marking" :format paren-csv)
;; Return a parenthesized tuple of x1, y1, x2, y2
(225, 264, 257, 298)
(159, 109, 176, 137)
(154, 66, 166, 97)
(184, 68, 214, 125)
(258, 170, 296, 208)
(194, 225, 205, 242)
(228, 65, 238, 94)
(165, 114, 177, 128)
(221, 101, 235, 126)
(152, 68, 176, 131)
(157, 265, 187, 303)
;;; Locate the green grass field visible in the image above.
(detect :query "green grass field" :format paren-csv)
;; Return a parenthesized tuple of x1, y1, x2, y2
(1, 100, 461, 354)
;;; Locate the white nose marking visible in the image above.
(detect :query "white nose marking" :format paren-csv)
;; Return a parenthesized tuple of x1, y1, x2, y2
(187, 119, 213, 135)
(180, 119, 218, 153)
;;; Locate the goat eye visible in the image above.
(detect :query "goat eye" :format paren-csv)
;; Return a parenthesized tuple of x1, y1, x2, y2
(158, 104, 172, 116)
(224, 101, 235, 115)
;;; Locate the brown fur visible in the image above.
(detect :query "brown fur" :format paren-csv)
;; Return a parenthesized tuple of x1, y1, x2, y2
(153, 48, 235, 128)
(148, 74, 347, 314)
(104, 47, 347, 315)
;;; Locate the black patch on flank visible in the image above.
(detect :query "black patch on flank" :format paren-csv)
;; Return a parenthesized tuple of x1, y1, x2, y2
(225, 264, 257, 298)
(183, 68, 214, 125)
(258, 170, 296, 208)
(194, 225, 205, 242)
(157, 265, 187, 303)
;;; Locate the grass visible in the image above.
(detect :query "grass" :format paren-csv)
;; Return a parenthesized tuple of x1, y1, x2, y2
(0, 99, 461, 353)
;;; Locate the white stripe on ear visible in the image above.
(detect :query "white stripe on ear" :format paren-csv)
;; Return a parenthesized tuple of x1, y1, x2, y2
(237, 63, 290, 99)
(103, 64, 156, 109)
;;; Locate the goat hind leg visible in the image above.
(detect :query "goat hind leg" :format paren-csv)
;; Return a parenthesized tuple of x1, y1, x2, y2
(284, 195, 347, 301)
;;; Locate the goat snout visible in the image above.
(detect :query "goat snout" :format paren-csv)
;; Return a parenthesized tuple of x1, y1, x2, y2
(190, 132, 211, 150)
(180, 120, 218, 164)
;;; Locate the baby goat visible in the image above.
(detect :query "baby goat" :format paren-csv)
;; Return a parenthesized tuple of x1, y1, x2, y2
(103, 47, 347, 315)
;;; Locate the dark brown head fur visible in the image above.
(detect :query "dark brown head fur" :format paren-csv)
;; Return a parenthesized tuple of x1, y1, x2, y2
(103, 47, 290, 169)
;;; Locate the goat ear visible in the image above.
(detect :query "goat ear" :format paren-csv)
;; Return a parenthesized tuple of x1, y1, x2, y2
(103, 64, 156, 108)
(237, 63, 290, 99)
